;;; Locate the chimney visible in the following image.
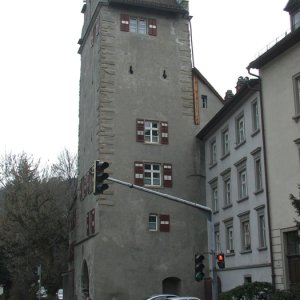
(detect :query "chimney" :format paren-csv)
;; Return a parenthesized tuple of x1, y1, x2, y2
(224, 90, 234, 101)
(235, 76, 249, 92)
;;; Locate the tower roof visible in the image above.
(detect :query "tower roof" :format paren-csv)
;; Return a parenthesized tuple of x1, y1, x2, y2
(108, 0, 188, 14)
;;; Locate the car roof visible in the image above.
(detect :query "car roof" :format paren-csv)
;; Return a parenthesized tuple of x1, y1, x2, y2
(171, 298, 200, 300)
(146, 295, 178, 299)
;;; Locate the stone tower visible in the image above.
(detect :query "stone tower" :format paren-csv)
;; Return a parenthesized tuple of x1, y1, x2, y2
(71, 0, 208, 299)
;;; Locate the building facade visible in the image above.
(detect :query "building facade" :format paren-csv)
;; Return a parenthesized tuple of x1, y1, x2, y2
(197, 79, 273, 292)
(69, 1, 223, 299)
(248, 0, 300, 291)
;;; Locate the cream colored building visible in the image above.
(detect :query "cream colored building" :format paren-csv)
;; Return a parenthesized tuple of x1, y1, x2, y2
(248, 0, 300, 290)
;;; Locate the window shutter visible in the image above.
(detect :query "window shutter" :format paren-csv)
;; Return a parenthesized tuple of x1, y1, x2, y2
(86, 212, 90, 236)
(148, 18, 157, 36)
(160, 214, 170, 232)
(160, 121, 169, 144)
(163, 164, 172, 188)
(134, 161, 144, 186)
(120, 14, 129, 32)
(90, 208, 95, 234)
(136, 119, 145, 142)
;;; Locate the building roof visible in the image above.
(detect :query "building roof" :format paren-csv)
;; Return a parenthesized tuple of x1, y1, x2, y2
(284, 0, 300, 12)
(108, 0, 188, 14)
(247, 26, 300, 70)
(197, 79, 259, 140)
(192, 67, 224, 103)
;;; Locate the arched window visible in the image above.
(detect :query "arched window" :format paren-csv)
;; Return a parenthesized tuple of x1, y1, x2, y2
(81, 260, 89, 297)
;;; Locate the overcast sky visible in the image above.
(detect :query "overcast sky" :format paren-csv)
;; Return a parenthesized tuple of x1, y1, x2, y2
(0, 0, 290, 165)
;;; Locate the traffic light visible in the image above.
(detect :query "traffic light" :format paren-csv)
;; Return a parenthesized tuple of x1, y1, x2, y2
(216, 253, 225, 269)
(93, 160, 109, 195)
(195, 254, 205, 281)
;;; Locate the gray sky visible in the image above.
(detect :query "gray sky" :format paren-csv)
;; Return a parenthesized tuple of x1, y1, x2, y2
(0, 0, 290, 164)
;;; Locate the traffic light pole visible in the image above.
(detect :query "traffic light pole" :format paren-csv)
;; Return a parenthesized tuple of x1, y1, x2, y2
(107, 177, 218, 300)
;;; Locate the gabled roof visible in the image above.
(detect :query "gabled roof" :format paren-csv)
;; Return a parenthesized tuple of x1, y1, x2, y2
(247, 26, 300, 70)
(108, 0, 188, 14)
(192, 67, 224, 103)
(197, 79, 259, 140)
(284, 0, 300, 12)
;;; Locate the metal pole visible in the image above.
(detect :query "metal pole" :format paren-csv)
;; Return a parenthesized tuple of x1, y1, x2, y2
(107, 177, 218, 300)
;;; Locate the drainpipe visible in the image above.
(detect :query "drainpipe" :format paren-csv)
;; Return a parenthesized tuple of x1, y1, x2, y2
(247, 67, 276, 290)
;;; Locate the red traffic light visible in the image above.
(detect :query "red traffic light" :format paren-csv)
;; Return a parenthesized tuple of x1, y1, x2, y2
(216, 253, 225, 269)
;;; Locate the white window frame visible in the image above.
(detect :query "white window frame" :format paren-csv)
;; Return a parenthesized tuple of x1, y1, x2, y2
(214, 223, 220, 253)
(235, 157, 248, 201)
(293, 73, 300, 120)
(240, 214, 251, 252)
(129, 16, 147, 34)
(144, 120, 159, 144)
(148, 214, 158, 231)
(251, 99, 260, 133)
(144, 163, 161, 187)
(256, 206, 267, 249)
(221, 168, 231, 208)
(235, 112, 245, 146)
(209, 138, 217, 166)
(209, 178, 218, 213)
(251, 147, 263, 193)
(221, 128, 230, 157)
(224, 218, 234, 254)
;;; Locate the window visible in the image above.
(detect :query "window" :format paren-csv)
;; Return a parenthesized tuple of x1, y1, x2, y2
(221, 168, 231, 208)
(244, 276, 252, 284)
(221, 128, 230, 157)
(86, 208, 95, 236)
(134, 162, 172, 187)
(236, 113, 245, 146)
(251, 99, 260, 133)
(256, 206, 267, 249)
(148, 214, 170, 232)
(295, 138, 300, 166)
(251, 148, 263, 193)
(201, 95, 207, 108)
(209, 178, 218, 213)
(293, 74, 300, 119)
(209, 138, 217, 166)
(145, 163, 161, 186)
(149, 214, 158, 231)
(215, 224, 220, 252)
(235, 157, 248, 201)
(120, 14, 157, 36)
(292, 9, 300, 30)
(224, 218, 234, 254)
(136, 119, 168, 144)
(239, 213, 251, 252)
(145, 121, 159, 143)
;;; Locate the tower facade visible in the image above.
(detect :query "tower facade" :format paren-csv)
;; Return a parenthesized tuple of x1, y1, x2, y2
(73, 1, 209, 299)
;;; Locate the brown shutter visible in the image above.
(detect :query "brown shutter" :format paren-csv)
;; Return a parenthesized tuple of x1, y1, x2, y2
(90, 208, 95, 234)
(163, 164, 172, 188)
(86, 212, 90, 236)
(160, 214, 170, 232)
(136, 119, 145, 142)
(134, 161, 144, 186)
(120, 14, 129, 32)
(160, 121, 169, 144)
(148, 18, 157, 36)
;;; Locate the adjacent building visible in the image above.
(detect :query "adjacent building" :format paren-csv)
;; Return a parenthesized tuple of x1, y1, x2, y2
(247, 0, 300, 290)
(197, 78, 272, 292)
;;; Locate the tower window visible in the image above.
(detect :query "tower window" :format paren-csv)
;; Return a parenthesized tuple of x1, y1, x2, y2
(201, 95, 207, 108)
(120, 14, 157, 36)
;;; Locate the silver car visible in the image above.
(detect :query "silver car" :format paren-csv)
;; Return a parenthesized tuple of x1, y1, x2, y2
(144, 294, 178, 300)
(171, 297, 200, 300)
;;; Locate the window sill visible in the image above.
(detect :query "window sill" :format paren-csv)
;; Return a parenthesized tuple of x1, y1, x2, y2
(240, 249, 252, 254)
(257, 246, 268, 251)
(213, 210, 219, 215)
(220, 152, 230, 161)
(237, 196, 249, 203)
(222, 204, 233, 210)
(254, 188, 264, 195)
(235, 140, 246, 150)
(225, 251, 235, 256)
(292, 113, 300, 122)
(209, 162, 217, 169)
(251, 128, 260, 137)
